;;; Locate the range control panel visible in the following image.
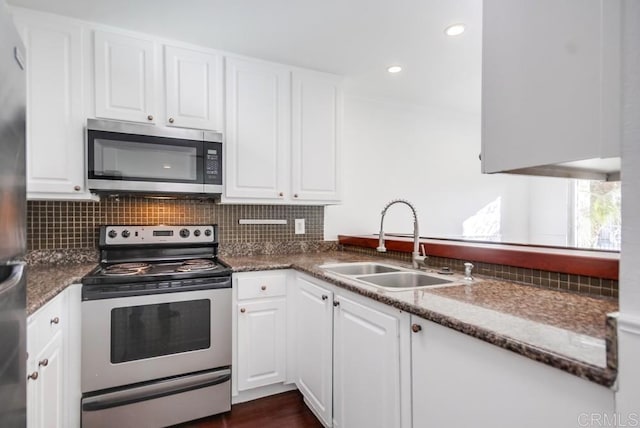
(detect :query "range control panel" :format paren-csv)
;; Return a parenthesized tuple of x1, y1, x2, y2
(103, 225, 215, 245)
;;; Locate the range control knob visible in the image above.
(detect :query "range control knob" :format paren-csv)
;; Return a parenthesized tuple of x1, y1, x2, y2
(194, 229, 201, 237)
(121, 230, 130, 238)
(179, 228, 190, 238)
(108, 230, 117, 239)
(204, 229, 212, 237)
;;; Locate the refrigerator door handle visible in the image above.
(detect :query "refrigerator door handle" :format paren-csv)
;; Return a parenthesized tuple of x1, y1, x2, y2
(0, 263, 25, 296)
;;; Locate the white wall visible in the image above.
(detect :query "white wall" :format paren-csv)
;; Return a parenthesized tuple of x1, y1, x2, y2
(325, 94, 571, 245)
(616, 0, 640, 418)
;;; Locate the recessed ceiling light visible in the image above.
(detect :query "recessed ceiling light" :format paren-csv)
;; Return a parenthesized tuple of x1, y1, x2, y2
(387, 65, 402, 74)
(444, 24, 465, 37)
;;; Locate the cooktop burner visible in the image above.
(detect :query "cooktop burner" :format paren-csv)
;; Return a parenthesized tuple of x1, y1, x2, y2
(103, 263, 152, 276)
(176, 259, 218, 272)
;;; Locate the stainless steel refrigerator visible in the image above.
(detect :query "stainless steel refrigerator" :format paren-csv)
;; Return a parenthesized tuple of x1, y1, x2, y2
(0, 1, 27, 426)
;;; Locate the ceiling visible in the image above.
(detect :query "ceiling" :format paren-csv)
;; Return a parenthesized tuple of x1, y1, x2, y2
(8, 0, 482, 113)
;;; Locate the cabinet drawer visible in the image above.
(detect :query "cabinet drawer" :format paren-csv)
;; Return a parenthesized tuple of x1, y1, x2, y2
(236, 273, 287, 300)
(28, 292, 65, 352)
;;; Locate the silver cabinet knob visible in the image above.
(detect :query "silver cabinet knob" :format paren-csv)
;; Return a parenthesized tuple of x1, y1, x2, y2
(411, 324, 422, 333)
(278, 192, 284, 197)
(260, 285, 267, 291)
(240, 308, 246, 313)
(50, 317, 59, 325)
(38, 359, 48, 367)
(321, 295, 328, 301)
(147, 115, 154, 121)
(74, 185, 81, 191)
(27, 371, 38, 381)
(294, 194, 298, 198)
(333, 301, 340, 307)
(168, 117, 175, 123)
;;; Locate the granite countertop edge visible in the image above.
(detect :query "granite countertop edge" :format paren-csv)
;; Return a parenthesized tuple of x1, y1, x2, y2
(27, 253, 617, 387)
(26, 263, 97, 316)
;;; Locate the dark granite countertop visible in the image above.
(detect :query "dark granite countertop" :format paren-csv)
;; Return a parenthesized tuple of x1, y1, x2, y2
(26, 250, 617, 387)
(222, 251, 618, 387)
(26, 263, 96, 315)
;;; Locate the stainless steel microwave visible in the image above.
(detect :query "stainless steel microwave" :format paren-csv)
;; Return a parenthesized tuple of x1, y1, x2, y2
(87, 119, 222, 196)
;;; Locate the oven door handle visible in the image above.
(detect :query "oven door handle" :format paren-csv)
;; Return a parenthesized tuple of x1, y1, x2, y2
(82, 368, 231, 412)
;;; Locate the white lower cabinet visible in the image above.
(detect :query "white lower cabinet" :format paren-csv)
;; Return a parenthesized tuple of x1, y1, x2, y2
(26, 284, 81, 428)
(295, 276, 333, 426)
(237, 270, 614, 428)
(236, 298, 287, 390)
(333, 294, 404, 428)
(30, 331, 63, 428)
(234, 271, 288, 392)
(293, 273, 410, 428)
(411, 318, 615, 428)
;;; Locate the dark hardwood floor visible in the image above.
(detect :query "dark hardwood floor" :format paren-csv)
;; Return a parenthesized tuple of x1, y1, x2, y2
(173, 390, 323, 428)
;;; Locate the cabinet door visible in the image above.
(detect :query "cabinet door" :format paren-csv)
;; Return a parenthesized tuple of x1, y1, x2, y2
(295, 277, 333, 426)
(31, 331, 64, 428)
(291, 70, 342, 202)
(164, 45, 223, 130)
(94, 30, 156, 124)
(224, 57, 290, 200)
(13, 12, 87, 197)
(333, 295, 401, 428)
(481, 0, 621, 174)
(411, 319, 615, 428)
(236, 298, 286, 390)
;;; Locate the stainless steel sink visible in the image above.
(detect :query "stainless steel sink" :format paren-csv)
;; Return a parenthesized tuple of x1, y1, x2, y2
(320, 262, 461, 291)
(356, 272, 453, 288)
(320, 262, 401, 276)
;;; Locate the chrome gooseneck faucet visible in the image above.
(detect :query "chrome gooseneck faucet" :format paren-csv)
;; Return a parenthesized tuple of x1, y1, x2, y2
(377, 199, 426, 269)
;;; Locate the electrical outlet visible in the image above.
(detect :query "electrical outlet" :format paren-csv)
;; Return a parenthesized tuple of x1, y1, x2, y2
(295, 219, 306, 235)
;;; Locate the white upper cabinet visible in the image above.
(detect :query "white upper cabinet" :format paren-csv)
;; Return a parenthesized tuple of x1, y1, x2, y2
(164, 45, 223, 130)
(291, 70, 342, 202)
(94, 30, 157, 124)
(223, 61, 343, 205)
(224, 57, 290, 200)
(12, 9, 93, 200)
(481, 0, 622, 180)
(13, 9, 342, 202)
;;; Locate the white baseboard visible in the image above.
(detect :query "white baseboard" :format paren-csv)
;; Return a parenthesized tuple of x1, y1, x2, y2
(232, 382, 297, 404)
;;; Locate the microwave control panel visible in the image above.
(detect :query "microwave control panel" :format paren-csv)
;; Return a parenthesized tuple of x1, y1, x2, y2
(204, 142, 222, 185)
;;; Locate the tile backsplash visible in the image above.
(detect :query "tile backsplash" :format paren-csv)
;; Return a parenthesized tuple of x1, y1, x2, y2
(27, 197, 325, 250)
(343, 245, 619, 299)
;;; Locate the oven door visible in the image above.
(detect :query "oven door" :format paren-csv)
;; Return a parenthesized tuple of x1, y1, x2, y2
(81, 287, 231, 393)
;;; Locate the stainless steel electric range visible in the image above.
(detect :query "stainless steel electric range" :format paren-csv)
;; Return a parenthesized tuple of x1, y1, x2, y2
(81, 224, 232, 428)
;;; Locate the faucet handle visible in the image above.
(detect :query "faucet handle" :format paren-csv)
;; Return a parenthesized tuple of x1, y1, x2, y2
(420, 244, 427, 257)
(464, 262, 474, 281)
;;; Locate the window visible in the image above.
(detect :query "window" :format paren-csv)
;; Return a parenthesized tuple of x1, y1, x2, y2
(573, 180, 621, 250)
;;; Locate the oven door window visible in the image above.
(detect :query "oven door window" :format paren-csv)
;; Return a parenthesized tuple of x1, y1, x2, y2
(88, 130, 203, 183)
(110, 299, 210, 363)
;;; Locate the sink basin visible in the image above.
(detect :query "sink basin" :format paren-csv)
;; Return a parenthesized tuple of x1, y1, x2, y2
(356, 272, 453, 289)
(320, 262, 401, 276)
